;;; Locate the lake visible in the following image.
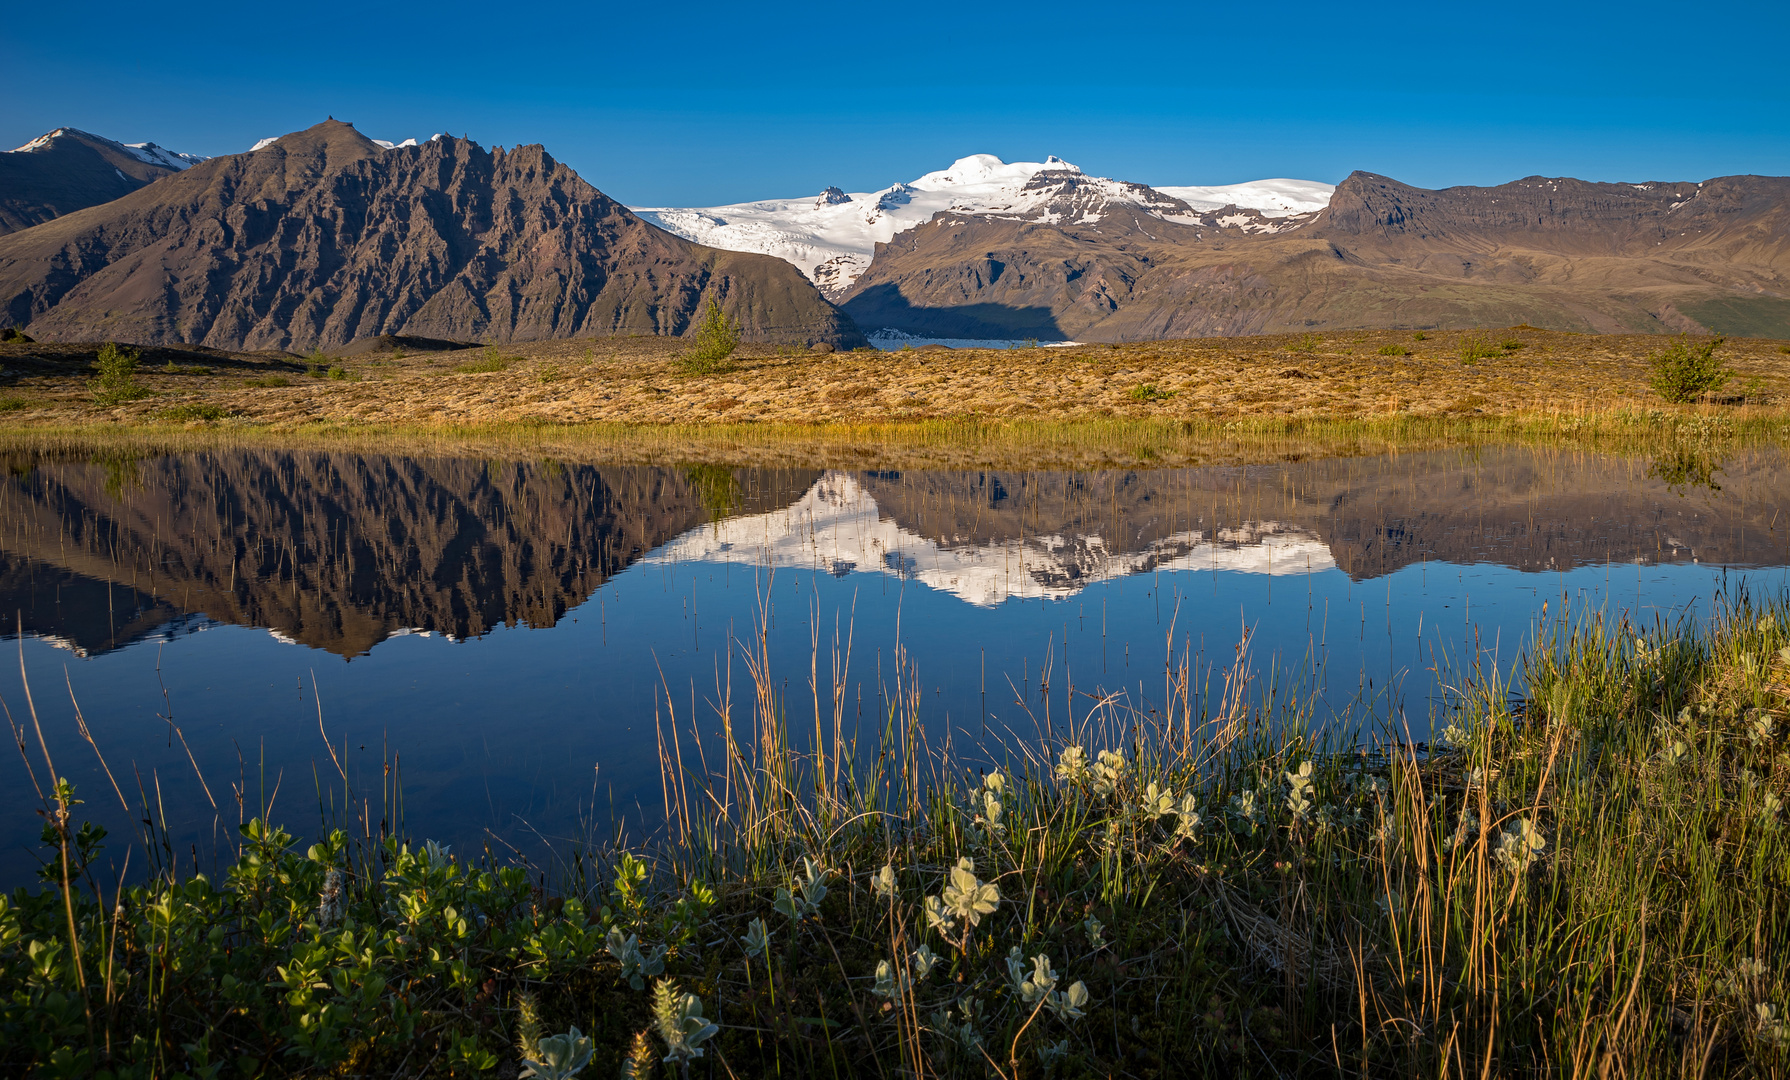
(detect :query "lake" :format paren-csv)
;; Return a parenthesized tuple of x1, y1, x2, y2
(2, 443, 1784, 886)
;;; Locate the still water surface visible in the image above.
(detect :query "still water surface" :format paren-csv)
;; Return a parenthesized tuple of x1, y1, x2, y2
(2, 445, 1786, 885)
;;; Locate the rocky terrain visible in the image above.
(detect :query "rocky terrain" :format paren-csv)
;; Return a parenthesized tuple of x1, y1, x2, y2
(0, 120, 862, 351)
(838, 170, 1790, 341)
(0, 128, 202, 234)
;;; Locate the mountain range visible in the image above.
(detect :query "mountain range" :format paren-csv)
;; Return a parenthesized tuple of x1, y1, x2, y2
(1, 121, 1786, 347)
(0, 121, 860, 350)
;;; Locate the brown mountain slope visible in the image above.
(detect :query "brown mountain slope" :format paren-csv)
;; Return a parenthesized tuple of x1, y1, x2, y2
(0, 120, 863, 350)
(840, 171, 1790, 341)
(0, 128, 190, 235)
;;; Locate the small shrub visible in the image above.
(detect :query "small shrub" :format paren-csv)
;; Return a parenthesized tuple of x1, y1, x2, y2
(1289, 333, 1320, 354)
(678, 298, 741, 374)
(0, 395, 26, 412)
(1458, 334, 1499, 364)
(456, 349, 512, 374)
(1500, 338, 1527, 351)
(326, 365, 356, 381)
(162, 358, 212, 375)
(1412, 331, 1428, 341)
(539, 365, 563, 384)
(1649, 336, 1731, 403)
(247, 374, 292, 388)
(156, 403, 229, 422)
(1777, 344, 1789, 355)
(1129, 383, 1175, 402)
(90, 342, 152, 404)
(1377, 344, 1410, 357)
(0, 326, 34, 343)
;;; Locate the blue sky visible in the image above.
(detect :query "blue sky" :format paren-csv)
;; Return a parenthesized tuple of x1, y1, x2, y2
(6, 0, 1786, 206)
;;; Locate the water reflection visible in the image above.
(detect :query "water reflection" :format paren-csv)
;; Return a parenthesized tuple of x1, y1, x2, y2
(1, 444, 1785, 885)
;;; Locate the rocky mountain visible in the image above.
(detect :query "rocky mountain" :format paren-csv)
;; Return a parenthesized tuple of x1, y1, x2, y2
(834, 168, 1790, 341)
(633, 154, 1333, 300)
(0, 120, 862, 350)
(0, 128, 205, 235)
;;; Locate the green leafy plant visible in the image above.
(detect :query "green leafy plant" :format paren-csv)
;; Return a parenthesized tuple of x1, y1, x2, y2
(678, 298, 741, 374)
(89, 342, 151, 404)
(1289, 333, 1320, 354)
(1129, 383, 1175, 402)
(0, 395, 25, 412)
(326, 365, 356, 381)
(156, 403, 229, 422)
(1412, 330, 1428, 341)
(1378, 343, 1410, 357)
(456, 348, 512, 374)
(1649, 336, 1732, 403)
(1458, 334, 1500, 364)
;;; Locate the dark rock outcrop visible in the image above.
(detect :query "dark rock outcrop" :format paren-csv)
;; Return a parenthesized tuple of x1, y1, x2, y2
(0, 120, 864, 350)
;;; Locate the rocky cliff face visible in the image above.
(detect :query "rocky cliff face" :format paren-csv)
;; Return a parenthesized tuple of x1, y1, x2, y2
(840, 171, 1790, 341)
(0, 129, 193, 236)
(0, 120, 863, 350)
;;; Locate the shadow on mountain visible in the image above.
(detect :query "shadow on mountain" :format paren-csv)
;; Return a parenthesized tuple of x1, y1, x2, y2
(841, 283, 1065, 340)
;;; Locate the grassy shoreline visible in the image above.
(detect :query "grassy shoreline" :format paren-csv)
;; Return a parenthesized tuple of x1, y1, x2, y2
(3, 405, 1788, 471)
(4, 594, 1788, 1077)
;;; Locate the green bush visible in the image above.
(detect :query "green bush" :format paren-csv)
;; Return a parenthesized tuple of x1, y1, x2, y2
(1128, 383, 1175, 402)
(1288, 333, 1320, 354)
(1649, 336, 1731, 403)
(1458, 334, 1500, 364)
(0, 395, 26, 412)
(89, 342, 152, 404)
(1412, 330, 1427, 341)
(326, 365, 356, 381)
(1377, 343, 1410, 357)
(678, 298, 740, 374)
(157, 403, 230, 422)
(456, 349, 512, 374)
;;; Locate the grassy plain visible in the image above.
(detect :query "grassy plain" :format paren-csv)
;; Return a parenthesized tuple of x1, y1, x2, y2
(2, 327, 1789, 469)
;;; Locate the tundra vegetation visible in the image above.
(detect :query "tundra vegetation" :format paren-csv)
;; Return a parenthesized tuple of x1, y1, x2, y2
(3, 590, 1788, 1077)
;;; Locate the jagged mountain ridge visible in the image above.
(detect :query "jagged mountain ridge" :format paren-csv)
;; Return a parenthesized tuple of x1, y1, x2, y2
(0, 127, 205, 235)
(0, 120, 862, 350)
(838, 168, 1790, 340)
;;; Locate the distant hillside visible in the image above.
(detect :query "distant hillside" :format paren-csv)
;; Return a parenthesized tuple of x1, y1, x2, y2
(0, 128, 204, 235)
(0, 120, 863, 350)
(834, 170, 1790, 341)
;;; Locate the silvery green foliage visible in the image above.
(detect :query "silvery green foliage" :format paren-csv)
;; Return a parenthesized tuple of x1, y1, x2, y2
(1091, 749, 1128, 796)
(652, 980, 719, 1064)
(316, 868, 344, 928)
(911, 942, 942, 979)
(1005, 947, 1089, 1021)
(1757, 1003, 1789, 1048)
(939, 857, 1000, 929)
(520, 1027, 594, 1080)
(870, 863, 897, 901)
(1054, 746, 1089, 784)
(1171, 795, 1202, 842)
(773, 856, 829, 922)
(1229, 789, 1263, 835)
(742, 917, 770, 959)
(1285, 761, 1315, 821)
(1495, 818, 1547, 873)
(923, 894, 953, 935)
(606, 928, 667, 991)
(1763, 791, 1784, 825)
(931, 998, 985, 1050)
(1142, 782, 1175, 819)
(871, 958, 910, 1000)
(1083, 917, 1105, 949)
(983, 769, 1005, 796)
(1037, 1039, 1069, 1068)
(1750, 710, 1777, 746)
(423, 840, 453, 869)
(1439, 721, 1469, 748)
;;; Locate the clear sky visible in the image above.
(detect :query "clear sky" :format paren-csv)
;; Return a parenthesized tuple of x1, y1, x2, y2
(5, 0, 1786, 206)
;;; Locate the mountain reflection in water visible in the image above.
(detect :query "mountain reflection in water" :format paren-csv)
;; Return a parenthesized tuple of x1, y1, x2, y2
(1, 445, 1785, 885)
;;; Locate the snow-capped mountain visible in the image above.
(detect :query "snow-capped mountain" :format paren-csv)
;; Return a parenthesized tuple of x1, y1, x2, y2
(631, 155, 1335, 297)
(10, 128, 207, 169)
(250, 133, 439, 152)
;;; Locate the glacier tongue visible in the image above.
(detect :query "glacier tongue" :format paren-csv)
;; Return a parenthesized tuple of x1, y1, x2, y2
(630, 156, 1334, 298)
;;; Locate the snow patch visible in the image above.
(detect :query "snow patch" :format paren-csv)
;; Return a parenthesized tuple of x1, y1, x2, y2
(123, 141, 207, 169)
(646, 472, 1333, 607)
(633, 156, 1334, 297)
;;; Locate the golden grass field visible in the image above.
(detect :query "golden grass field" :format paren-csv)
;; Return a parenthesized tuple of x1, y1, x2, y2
(3, 326, 1789, 468)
